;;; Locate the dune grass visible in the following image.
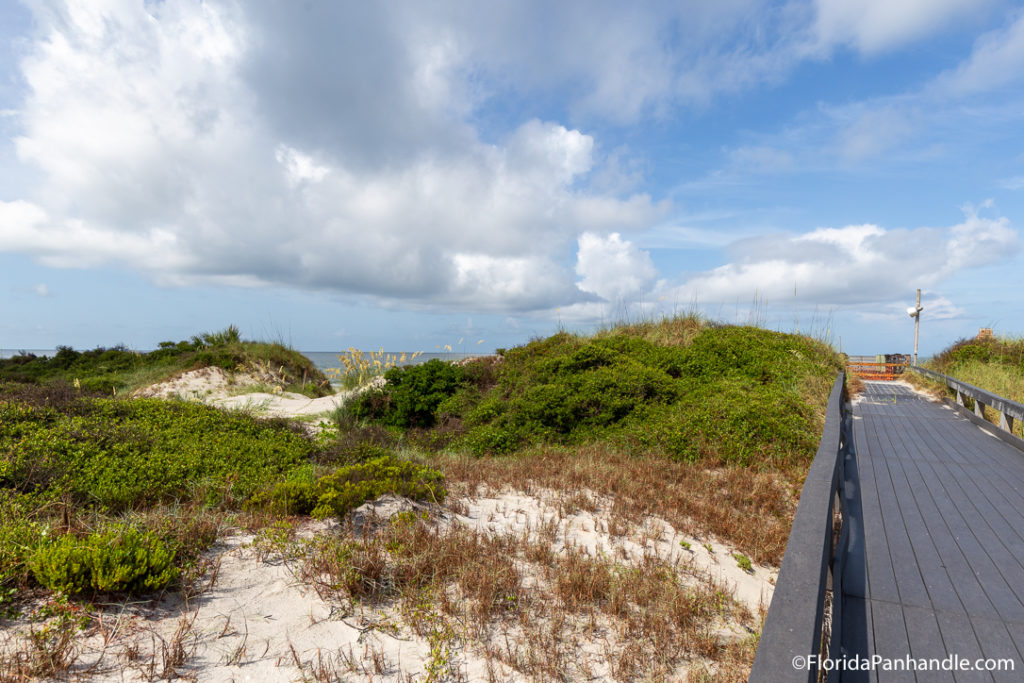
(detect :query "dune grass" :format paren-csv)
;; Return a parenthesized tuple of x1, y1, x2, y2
(908, 335, 1024, 439)
(343, 319, 842, 470)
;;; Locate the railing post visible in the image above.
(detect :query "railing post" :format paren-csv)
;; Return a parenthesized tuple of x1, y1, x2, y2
(975, 400, 986, 419)
(1002, 412, 1014, 433)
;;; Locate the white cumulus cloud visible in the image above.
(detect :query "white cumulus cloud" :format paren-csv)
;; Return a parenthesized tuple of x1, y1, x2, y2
(4, 0, 664, 313)
(575, 232, 657, 304)
(663, 207, 1019, 310)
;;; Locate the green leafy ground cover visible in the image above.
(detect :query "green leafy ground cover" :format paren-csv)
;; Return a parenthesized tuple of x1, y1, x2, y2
(0, 384, 444, 605)
(0, 325, 332, 397)
(347, 323, 842, 468)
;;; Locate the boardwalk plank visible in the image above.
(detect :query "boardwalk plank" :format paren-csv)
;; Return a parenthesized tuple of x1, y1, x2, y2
(879, 418, 963, 613)
(934, 610, 992, 683)
(841, 382, 1024, 683)
(870, 600, 914, 683)
(903, 605, 954, 683)
(853, 420, 900, 603)
(865, 419, 930, 608)
(968, 616, 1022, 683)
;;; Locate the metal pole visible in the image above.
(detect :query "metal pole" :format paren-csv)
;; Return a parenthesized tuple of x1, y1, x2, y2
(913, 289, 921, 365)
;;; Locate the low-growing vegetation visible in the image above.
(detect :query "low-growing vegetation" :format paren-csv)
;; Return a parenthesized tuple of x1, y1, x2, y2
(0, 383, 444, 610)
(910, 334, 1024, 438)
(0, 325, 332, 397)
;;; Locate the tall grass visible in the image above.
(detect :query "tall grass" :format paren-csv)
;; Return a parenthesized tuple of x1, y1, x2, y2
(326, 347, 423, 389)
(915, 335, 1024, 439)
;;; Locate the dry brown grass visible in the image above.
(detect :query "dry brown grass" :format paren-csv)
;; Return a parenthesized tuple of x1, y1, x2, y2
(845, 372, 864, 398)
(295, 504, 754, 681)
(437, 445, 798, 566)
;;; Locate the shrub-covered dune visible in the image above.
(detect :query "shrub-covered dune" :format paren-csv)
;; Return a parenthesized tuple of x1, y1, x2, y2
(347, 319, 843, 471)
(0, 325, 332, 397)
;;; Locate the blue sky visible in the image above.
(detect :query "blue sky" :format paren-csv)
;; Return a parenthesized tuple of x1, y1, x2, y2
(2, 0, 1023, 356)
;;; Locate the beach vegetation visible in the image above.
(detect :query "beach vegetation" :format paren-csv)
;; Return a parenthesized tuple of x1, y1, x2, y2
(0, 380, 445, 604)
(345, 358, 468, 428)
(326, 347, 423, 390)
(0, 316, 843, 679)
(909, 334, 1024, 438)
(346, 321, 842, 469)
(0, 326, 332, 397)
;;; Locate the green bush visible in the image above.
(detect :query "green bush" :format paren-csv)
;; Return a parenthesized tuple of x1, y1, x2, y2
(0, 495, 48, 610)
(347, 359, 467, 428)
(348, 321, 842, 466)
(933, 336, 1024, 370)
(30, 525, 179, 595)
(255, 454, 446, 518)
(0, 326, 332, 397)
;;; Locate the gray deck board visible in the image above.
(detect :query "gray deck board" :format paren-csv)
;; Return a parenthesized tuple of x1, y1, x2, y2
(840, 382, 1024, 682)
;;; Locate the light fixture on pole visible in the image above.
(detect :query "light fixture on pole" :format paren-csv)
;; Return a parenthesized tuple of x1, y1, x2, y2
(906, 289, 923, 366)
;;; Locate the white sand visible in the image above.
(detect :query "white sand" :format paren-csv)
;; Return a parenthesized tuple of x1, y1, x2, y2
(132, 366, 385, 420)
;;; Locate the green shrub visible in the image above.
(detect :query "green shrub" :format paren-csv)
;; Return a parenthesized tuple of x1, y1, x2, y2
(0, 326, 331, 397)
(361, 320, 842, 466)
(0, 496, 49, 610)
(347, 360, 467, 428)
(255, 454, 446, 518)
(30, 525, 179, 595)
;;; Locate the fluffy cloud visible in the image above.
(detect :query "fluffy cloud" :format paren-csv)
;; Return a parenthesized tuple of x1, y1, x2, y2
(664, 207, 1019, 309)
(5, 0, 667, 312)
(575, 232, 657, 304)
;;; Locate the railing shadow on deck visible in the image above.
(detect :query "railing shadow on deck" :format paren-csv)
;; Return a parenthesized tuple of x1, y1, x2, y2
(749, 372, 848, 683)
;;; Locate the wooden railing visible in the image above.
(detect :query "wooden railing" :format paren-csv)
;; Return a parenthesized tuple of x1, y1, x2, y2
(845, 355, 909, 381)
(910, 366, 1024, 436)
(749, 373, 848, 683)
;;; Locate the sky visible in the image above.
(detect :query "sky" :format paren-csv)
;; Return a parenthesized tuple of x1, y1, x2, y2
(1, 0, 1023, 356)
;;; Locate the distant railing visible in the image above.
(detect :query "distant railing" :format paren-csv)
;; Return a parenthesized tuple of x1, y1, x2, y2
(845, 354, 909, 381)
(910, 366, 1024, 435)
(750, 373, 847, 683)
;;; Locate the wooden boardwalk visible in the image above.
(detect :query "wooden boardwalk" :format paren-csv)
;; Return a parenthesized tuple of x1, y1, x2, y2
(840, 381, 1024, 681)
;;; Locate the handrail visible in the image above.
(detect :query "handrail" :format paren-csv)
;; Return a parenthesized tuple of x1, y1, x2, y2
(910, 366, 1024, 433)
(750, 372, 847, 682)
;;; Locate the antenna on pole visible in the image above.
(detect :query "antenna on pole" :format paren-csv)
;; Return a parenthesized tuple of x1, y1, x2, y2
(906, 289, 923, 365)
